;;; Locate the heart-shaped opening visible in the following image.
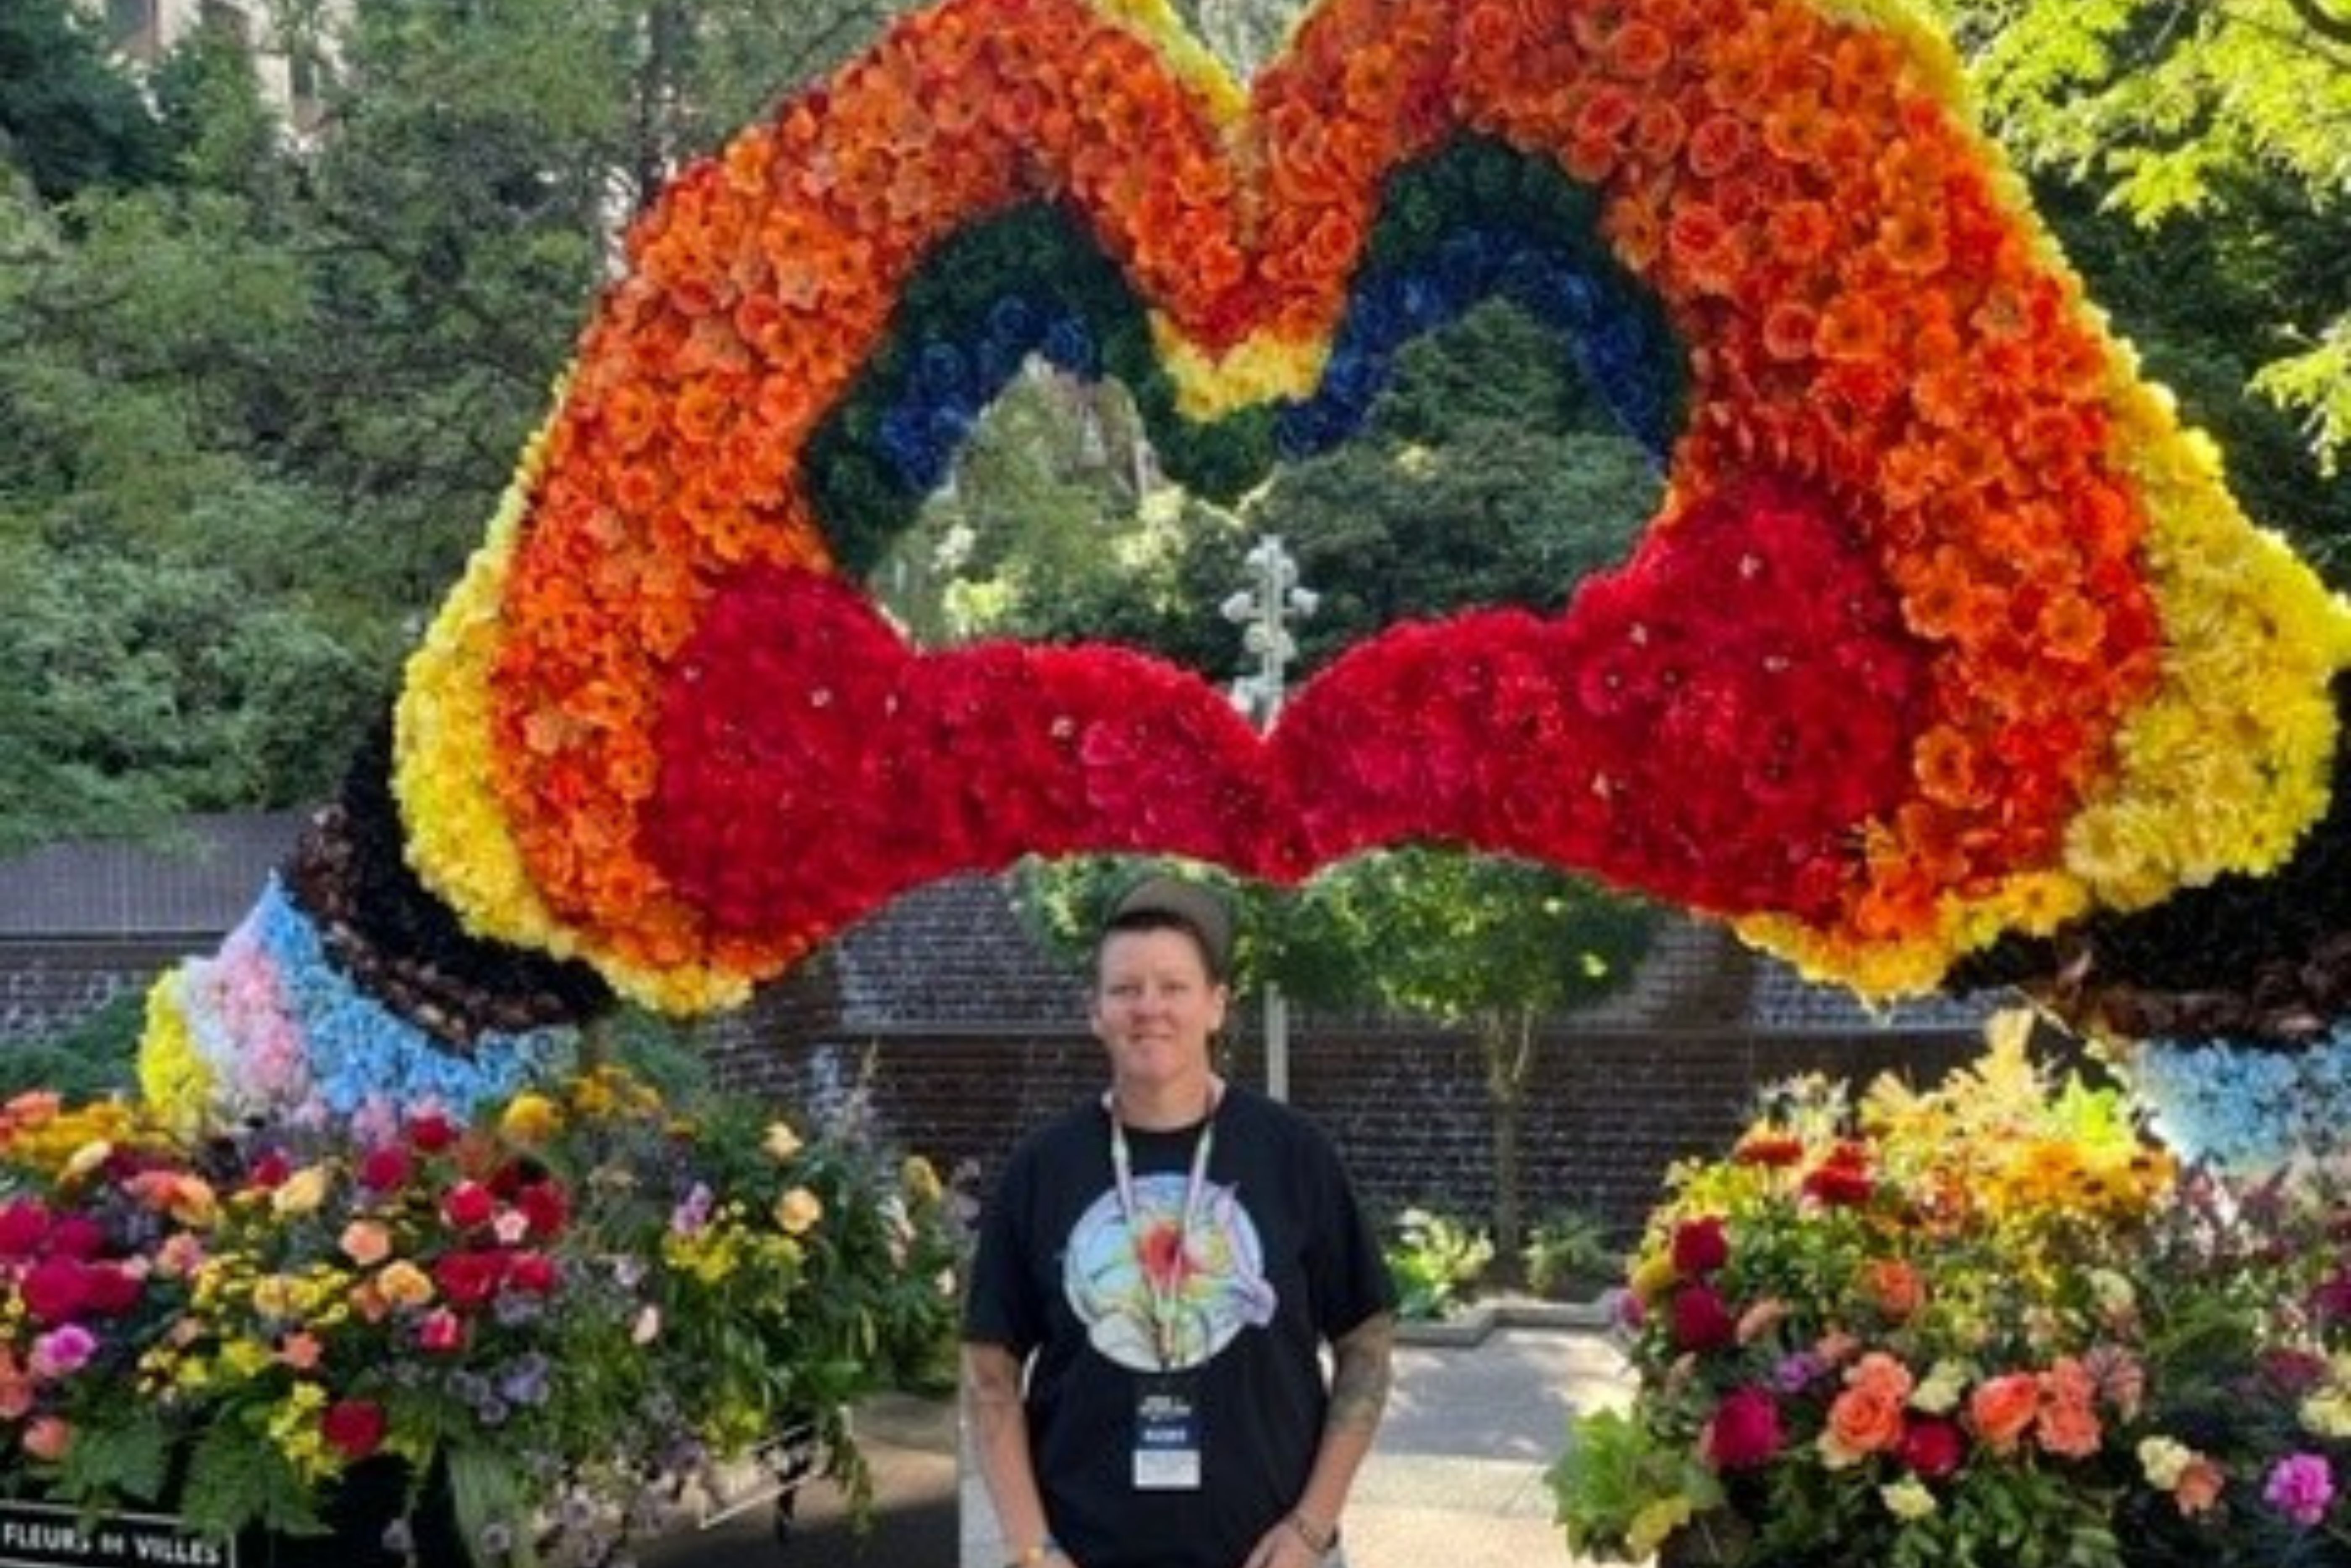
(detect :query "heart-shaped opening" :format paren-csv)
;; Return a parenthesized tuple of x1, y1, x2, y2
(639, 144, 1933, 944)
(398, 0, 2342, 1017)
(805, 140, 1683, 573)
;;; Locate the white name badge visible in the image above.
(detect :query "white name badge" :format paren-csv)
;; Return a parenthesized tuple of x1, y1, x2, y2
(1133, 1379, 1203, 1492)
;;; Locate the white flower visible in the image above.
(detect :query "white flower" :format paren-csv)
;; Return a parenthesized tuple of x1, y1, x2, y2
(1911, 1359, 1971, 1415)
(2138, 1436, 2193, 1489)
(1880, 1476, 1937, 1522)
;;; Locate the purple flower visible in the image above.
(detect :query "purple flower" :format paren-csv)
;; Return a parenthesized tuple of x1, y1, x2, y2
(670, 1182, 714, 1236)
(500, 1353, 552, 1408)
(2266, 1453, 2336, 1526)
(1771, 1351, 1827, 1393)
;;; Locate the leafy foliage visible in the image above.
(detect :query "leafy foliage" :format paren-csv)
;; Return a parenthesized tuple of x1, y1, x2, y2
(0, 0, 169, 201)
(1381, 1205, 1495, 1322)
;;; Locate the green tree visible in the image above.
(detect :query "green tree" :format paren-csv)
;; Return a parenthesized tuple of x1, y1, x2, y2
(1019, 851, 1653, 1266)
(0, 0, 169, 201)
(0, 0, 922, 851)
(1280, 850, 1652, 1265)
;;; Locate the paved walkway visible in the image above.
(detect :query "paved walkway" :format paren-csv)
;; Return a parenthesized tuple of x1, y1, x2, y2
(960, 1326, 1636, 1568)
(641, 1325, 1636, 1567)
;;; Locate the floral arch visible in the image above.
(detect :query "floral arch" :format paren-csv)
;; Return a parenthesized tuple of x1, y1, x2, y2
(136, 0, 2351, 1142)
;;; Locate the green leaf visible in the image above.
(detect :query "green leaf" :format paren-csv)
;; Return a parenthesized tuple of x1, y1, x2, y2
(49, 1410, 172, 1506)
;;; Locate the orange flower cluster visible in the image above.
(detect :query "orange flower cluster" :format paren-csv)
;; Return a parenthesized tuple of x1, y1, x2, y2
(463, 0, 2166, 993)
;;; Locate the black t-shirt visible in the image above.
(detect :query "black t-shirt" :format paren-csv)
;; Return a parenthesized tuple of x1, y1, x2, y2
(964, 1085, 1394, 1568)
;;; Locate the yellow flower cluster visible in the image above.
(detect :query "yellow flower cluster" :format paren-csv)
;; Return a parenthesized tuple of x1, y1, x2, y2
(661, 1204, 807, 1286)
(134, 969, 215, 1135)
(2301, 1355, 2351, 1440)
(1148, 317, 1330, 421)
(2070, 410, 2351, 909)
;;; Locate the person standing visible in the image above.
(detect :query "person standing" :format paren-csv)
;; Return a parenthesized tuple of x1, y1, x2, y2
(963, 874, 1395, 1568)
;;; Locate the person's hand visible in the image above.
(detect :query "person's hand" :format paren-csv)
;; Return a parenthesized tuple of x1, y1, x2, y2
(1239, 1514, 1330, 1568)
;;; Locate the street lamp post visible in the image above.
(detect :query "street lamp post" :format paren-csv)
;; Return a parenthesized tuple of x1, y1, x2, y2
(1222, 536, 1317, 1102)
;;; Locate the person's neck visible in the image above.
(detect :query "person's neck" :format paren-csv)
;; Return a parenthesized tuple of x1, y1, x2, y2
(1110, 1070, 1223, 1132)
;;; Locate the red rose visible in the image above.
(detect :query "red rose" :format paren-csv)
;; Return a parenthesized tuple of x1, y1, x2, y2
(1899, 1417, 1967, 1480)
(44, 1216, 105, 1261)
(246, 1150, 292, 1190)
(441, 1182, 496, 1230)
(78, 1264, 142, 1317)
(506, 1252, 558, 1295)
(1671, 1217, 1729, 1276)
(0, 1200, 50, 1258)
(1801, 1142, 1874, 1207)
(432, 1250, 507, 1309)
(1670, 1282, 1738, 1353)
(321, 1400, 387, 1461)
(20, 1257, 92, 1325)
(1704, 1386, 1785, 1470)
(407, 1114, 457, 1153)
(516, 1182, 568, 1240)
(358, 1146, 414, 1192)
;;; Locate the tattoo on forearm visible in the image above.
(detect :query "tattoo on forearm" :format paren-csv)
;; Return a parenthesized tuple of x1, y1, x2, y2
(1327, 1317, 1395, 1432)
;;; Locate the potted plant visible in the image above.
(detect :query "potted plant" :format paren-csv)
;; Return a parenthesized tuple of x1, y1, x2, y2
(0, 1066, 962, 1565)
(1551, 1014, 2351, 1567)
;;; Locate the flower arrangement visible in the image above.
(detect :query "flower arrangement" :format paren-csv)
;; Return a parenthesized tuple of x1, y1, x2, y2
(1552, 1012, 2351, 1567)
(0, 1067, 961, 1566)
(365, 0, 2348, 1035)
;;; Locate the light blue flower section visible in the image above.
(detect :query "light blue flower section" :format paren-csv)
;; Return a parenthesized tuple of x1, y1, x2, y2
(2129, 1029, 2351, 1171)
(251, 876, 577, 1120)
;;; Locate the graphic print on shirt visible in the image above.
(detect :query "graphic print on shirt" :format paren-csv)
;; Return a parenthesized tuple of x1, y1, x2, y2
(1063, 1173, 1278, 1371)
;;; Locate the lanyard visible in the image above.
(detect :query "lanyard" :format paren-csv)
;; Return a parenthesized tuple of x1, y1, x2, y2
(1105, 1078, 1221, 1370)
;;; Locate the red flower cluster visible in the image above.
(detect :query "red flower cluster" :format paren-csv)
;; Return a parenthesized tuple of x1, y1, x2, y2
(0, 1205, 144, 1325)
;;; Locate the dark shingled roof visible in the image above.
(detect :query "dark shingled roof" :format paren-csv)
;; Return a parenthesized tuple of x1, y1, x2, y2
(0, 816, 2004, 1039)
(0, 813, 308, 938)
(827, 873, 2003, 1037)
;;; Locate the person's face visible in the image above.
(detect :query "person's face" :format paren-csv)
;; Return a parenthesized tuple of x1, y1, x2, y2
(1090, 928, 1229, 1089)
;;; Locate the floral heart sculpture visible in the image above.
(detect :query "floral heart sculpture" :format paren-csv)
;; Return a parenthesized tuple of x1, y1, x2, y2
(387, 0, 2351, 1017)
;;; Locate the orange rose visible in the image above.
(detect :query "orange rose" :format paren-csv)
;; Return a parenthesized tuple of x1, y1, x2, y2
(1821, 1385, 1906, 1466)
(1863, 1259, 1925, 1321)
(2037, 1395, 2102, 1458)
(1968, 1372, 2040, 1452)
(2175, 1456, 2225, 1516)
(1846, 1351, 1916, 1404)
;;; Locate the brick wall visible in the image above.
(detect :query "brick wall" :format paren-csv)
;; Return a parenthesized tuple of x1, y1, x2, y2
(712, 1023, 1984, 1236)
(0, 939, 208, 1044)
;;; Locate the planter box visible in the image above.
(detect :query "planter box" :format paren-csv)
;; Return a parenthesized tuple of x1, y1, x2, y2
(1393, 1290, 1623, 1347)
(0, 1498, 233, 1568)
(0, 1455, 461, 1568)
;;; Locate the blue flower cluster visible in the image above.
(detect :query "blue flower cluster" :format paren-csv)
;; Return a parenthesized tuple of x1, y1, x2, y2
(2128, 1029, 2351, 1171)
(252, 878, 577, 1120)
(1275, 226, 1680, 463)
(876, 294, 1102, 492)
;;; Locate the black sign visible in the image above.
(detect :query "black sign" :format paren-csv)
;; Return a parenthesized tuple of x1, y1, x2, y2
(0, 1501, 233, 1568)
